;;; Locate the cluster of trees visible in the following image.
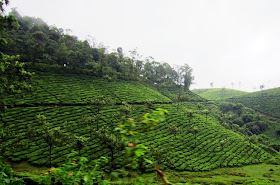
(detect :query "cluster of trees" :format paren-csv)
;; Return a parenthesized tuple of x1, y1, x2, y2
(0, 9, 194, 90)
(218, 102, 268, 135)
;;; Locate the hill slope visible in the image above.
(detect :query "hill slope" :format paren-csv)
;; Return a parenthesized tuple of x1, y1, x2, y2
(1, 71, 276, 172)
(2, 102, 273, 171)
(192, 88, 248, 100)
(5, 71, 173, 105)
(225, 87, 280, 119)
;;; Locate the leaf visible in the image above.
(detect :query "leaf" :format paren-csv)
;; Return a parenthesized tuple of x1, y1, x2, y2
(0, 65, 5, 72)
(135, 149, 145, 157)
(144, 158, 153, 164)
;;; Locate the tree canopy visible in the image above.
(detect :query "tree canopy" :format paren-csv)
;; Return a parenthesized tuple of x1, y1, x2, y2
(0, 8, 194, 90)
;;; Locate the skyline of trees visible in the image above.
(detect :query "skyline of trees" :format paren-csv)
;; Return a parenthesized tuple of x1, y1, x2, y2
(0, 8, 195, 90)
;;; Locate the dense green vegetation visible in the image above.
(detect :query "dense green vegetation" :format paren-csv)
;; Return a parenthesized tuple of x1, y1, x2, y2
(1, 102, 274, 170)
(1, 8, 194, 91)
(5, 71, 173, 105)
(225, 87, 280, 118)
(192, 88, 248, 100)
(1, 1, 280, 184)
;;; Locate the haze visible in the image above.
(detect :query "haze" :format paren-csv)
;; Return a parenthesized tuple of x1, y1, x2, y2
(7, 0, 280, 92)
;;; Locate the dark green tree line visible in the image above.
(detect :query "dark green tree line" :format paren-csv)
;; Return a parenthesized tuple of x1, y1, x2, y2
(1, 9, 194, 90)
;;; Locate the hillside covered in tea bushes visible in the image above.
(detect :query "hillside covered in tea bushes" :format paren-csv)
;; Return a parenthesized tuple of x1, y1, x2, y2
(1, 3, 280, 184)
(2, 70, 279, 172)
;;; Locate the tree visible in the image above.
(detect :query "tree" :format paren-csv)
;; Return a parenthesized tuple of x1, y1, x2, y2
(0, 0, 32, 161)
(88, 95, 114, 131)
(96, 130, 123, 169)
(0, 0, 32, 112)
(0, 1, 19, 44)
(27, 115, 67, 168)
(71, 135, 89, 157)
(83, 115, 95, 137)
(116, 101, 133, 123)
(259, 84, 265, 91)
(175, 64, 194, 90)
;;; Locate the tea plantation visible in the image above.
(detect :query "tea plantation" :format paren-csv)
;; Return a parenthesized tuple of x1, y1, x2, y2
(5, 71, 173, 105)
(226, 87, 280, 118)
(2, 103, 272, 171)
(1, 72, 276, 174)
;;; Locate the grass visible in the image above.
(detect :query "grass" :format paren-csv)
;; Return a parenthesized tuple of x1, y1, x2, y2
(11, 162, 280, 184)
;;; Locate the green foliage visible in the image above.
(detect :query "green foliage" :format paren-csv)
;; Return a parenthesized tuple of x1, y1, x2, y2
(39, 151, 110, 185)
(1, 9, 194, 89)
(0, 156, 25, 185)
(27, 115, 68, 167)
(217, 101, 280, 143)
(115, 108, 168, 174)
(226, 87, 280, 118)
(4, 71, 172, 105)
(2, 102, 274, 171)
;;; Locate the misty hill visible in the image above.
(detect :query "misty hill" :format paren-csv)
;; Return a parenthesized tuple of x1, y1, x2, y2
(192, 88, 249, 100)
(225, 87, 280, 119)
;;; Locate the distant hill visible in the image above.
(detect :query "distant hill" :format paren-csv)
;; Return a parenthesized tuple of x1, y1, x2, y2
(225, 87, 280, 119)
(192, 88, 249, 100)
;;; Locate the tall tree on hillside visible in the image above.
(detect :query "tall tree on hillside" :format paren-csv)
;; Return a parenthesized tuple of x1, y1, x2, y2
(27, 115, 67, 168)
(88, 95, 114, 131)
(182, 64, 194, 90)
(71, 135, 89, 157)
(174, 64, 194, 90)
(0, 0, 32, 159)
(96, 130, 123, 169)
(116, 101, 133, 123)
(83, 115, 95, 137)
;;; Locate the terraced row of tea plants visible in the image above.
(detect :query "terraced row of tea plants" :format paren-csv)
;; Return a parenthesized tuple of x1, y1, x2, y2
(143, 103, 272, 171)
(192, 88, 248, 100)
(226, 87, 280, 118)
(5, 71, 172, 105)
(1, 102, 273, 171)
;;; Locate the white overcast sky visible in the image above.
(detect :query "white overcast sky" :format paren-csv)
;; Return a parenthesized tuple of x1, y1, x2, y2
(6, 0, 280, 92)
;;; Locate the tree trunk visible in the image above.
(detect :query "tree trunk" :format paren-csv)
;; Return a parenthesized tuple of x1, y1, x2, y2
(110, 148, 115, 169)
(49, 144, 52, 168)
